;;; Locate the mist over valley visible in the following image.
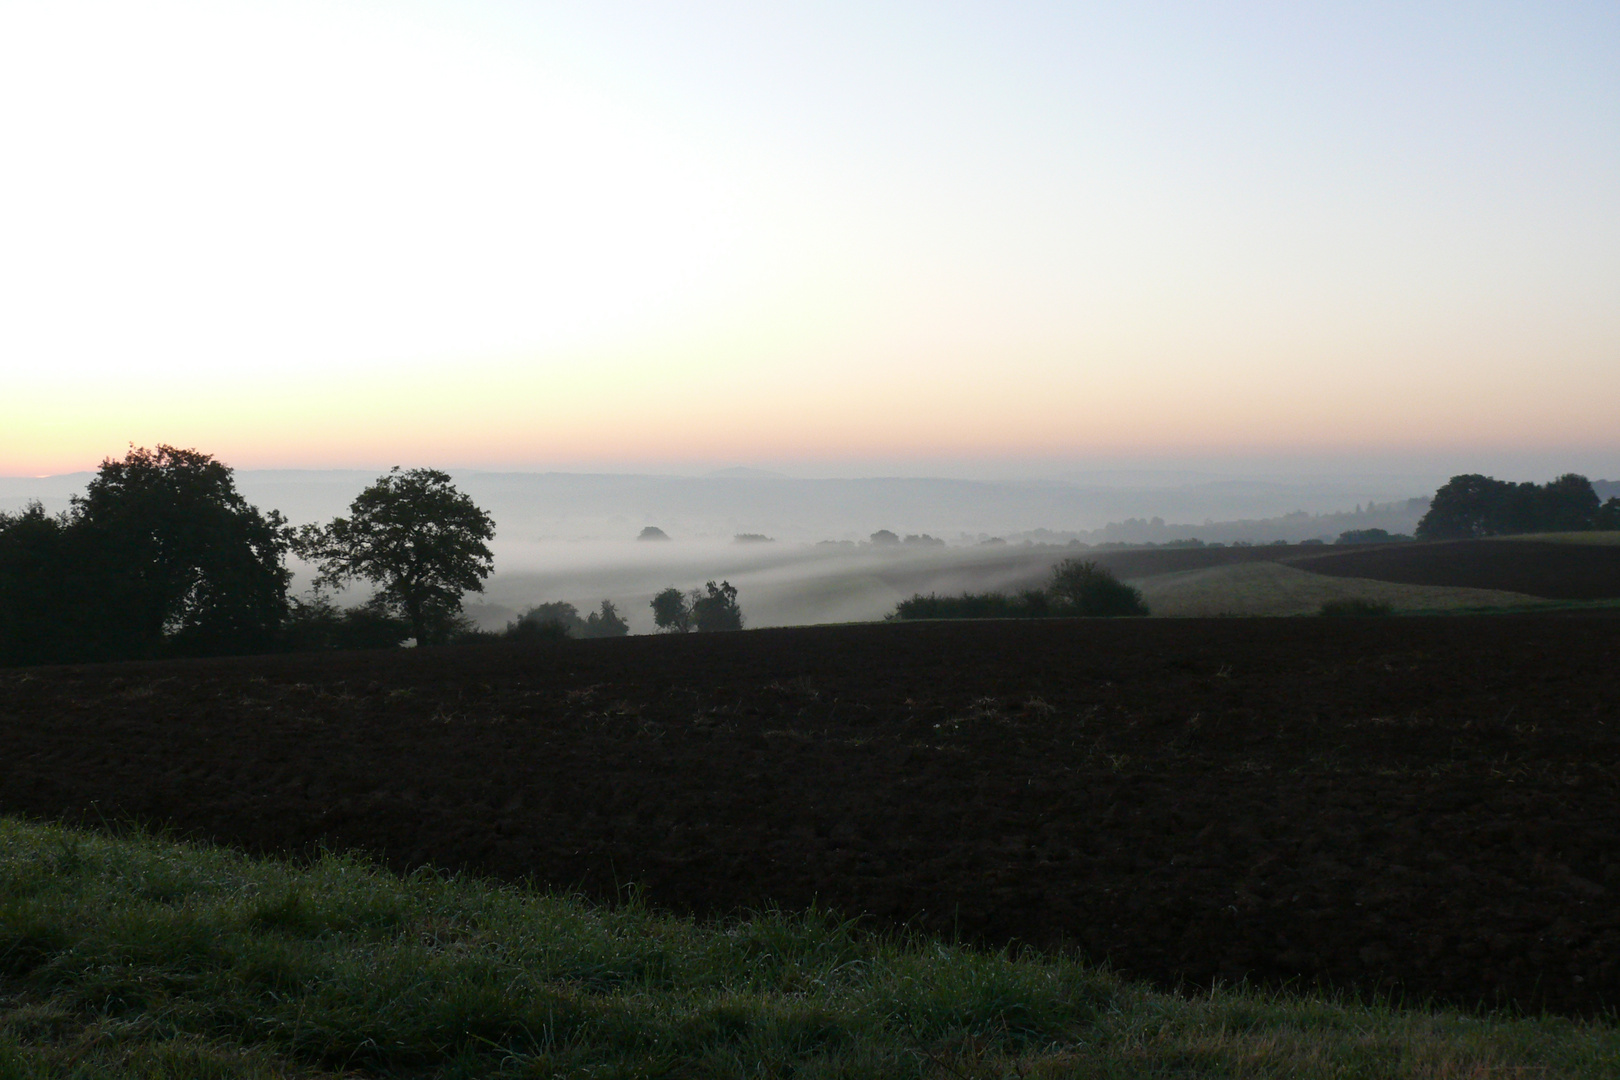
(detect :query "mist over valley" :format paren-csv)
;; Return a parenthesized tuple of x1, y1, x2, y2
(2, 467, 1451, 632)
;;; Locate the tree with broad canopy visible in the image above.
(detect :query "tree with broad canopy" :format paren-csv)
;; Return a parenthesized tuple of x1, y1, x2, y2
(296, 468, 494, 646)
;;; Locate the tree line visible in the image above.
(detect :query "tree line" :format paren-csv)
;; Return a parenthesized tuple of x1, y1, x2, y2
(1416, 473, 1620, 540)
(0, 446, 504, 667)
(0, 445, 759, 668)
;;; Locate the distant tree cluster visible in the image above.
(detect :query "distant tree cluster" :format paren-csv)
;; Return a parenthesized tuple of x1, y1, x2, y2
(1, 448, 503, 667)
(1416, 474, 1620, 540)
(891, 558, 1148, 621)
(504, 600, 629, 641)
(1335, 528, 1412, 544)
(651, 581, 744, 632)
(868, 530, 945, 547)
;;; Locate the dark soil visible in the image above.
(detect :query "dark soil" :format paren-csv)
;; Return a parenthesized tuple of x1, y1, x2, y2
(1288, 539, 1620, 600)
(3, 618, 1619, 1015)
(1089, 544, 1302, 578)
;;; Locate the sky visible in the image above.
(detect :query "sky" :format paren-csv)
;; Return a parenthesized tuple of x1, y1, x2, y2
(2, 0, 1617, 480)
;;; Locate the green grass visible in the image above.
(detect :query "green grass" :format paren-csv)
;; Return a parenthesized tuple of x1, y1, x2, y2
(1, 819, 1616, 1078)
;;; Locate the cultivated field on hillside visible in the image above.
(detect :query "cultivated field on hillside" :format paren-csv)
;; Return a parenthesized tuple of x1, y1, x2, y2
(1132, 560, 1545, 616)
(467, 536, 1620, 628)
(1497, 531, 1620, 546)
(4, 615, 1618, 1017)
(1293, 539, 1620, 599)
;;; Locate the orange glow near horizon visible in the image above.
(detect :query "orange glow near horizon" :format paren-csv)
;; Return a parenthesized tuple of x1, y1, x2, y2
(3, 3, 1618, 480)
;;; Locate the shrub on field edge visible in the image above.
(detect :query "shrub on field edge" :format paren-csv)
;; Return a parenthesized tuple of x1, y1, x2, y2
(1047, 558, 1149, 617)
(890, 560, 1147, 620)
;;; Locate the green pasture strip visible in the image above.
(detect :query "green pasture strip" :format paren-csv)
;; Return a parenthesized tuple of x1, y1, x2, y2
(1, 820, 1615, 1079)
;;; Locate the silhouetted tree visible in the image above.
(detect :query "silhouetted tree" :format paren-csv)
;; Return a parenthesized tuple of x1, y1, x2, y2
(75, 445, 292, 658)
(651, 587, 692, 632)
(1418, 473, 1601, 539)
(691, 580, 743, 631)
(582, 599, 630, 637)
(1539, 473, 1602, 531)
(297, 468, 494, 646)
(0, 503, 96, 665)
(1417, 474, 1505, 539)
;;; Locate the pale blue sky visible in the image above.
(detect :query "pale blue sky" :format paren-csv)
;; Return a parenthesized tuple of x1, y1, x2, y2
(2, 1, 1616, 477)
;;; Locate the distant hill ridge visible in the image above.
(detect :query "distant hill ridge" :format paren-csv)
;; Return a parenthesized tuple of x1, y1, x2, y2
(4, 470, 1615, 546)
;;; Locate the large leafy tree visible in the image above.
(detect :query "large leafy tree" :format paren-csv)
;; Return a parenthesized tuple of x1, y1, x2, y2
(650, 587, 692, 633)
(651, 582, 743, 632)
(691, 580, 744, 631)
(72, 445, 292, 658)
(0, 503, 99, 665)
(297, 468, 495, 646)
(1417, 473, 1601, 539)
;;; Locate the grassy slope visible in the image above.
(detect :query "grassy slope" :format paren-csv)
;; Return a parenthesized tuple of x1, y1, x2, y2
(1130, 561, 1547, 617)
(1, 820, 1616, 1079)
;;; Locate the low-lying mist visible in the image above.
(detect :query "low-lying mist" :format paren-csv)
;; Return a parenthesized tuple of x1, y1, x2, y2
(467, 539, 1068, 634)
(6, 467, 1456, 633)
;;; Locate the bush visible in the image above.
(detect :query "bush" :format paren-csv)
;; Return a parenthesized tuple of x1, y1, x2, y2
(281, 596, 411, 651)
(890, 561, 1148, 621)
(1318, 598, 1393, 617)
(1047, 559, 1149, 617)
(502, 617, 571, 643)
(890, 592, 1036, 620)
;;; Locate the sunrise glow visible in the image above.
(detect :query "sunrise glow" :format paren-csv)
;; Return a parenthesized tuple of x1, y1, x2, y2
(3, 1, 1617, 477)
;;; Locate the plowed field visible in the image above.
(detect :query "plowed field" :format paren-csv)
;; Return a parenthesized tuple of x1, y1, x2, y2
(1288, 539, 1620, 600)
(3, 617, 1618, 1015)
